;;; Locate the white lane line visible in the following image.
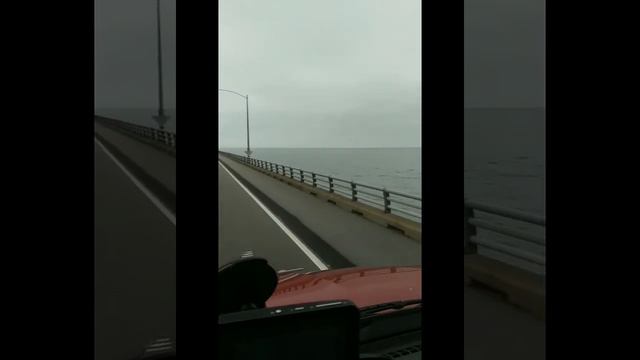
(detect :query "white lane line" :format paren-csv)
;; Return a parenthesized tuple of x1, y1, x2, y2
(95, 137, 176, 226)
(218, 160, 328, 271)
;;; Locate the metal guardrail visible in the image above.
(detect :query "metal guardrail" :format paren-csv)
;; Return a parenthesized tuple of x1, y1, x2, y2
(219, 151, 422, 223)
(464, 199, 545, 266)
(95, 116, 176, 148)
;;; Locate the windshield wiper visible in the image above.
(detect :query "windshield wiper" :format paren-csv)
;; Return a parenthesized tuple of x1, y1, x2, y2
(359, 299, 421, 317)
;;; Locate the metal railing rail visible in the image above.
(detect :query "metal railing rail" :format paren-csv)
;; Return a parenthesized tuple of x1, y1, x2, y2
(464, 198, 545, 267)
(96, 116, 176, 148)
(220, 151, 422, 223)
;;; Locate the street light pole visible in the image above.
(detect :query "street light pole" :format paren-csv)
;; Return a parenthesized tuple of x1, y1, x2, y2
(246, 95, 251, 157)
(153, 0, 169, 130)
(219, 89, 252, 157)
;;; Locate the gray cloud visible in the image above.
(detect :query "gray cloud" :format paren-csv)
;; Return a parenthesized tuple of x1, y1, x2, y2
(465, 0, 545, 108)
(95, 0, 175, 109)
(219, 0, 421, 148)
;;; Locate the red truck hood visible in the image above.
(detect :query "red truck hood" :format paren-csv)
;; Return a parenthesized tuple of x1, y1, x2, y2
(266, 266, 421, 309)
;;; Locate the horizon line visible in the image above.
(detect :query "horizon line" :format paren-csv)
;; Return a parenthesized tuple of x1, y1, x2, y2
(219, 146, 421, 149)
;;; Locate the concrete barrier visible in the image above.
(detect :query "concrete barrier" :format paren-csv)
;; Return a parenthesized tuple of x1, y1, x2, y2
(95, 116, 176, 157)
(464, 254, 545, 320)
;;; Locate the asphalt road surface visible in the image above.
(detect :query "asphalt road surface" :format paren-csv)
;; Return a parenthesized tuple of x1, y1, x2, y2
(95, 139, 176, 360)
(464, 285, 545, 360)
(218, 161, 322, 272)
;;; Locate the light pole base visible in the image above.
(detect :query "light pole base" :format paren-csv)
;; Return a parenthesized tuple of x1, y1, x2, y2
(245, 149, 253, 157)
(153, 114, 170, 130)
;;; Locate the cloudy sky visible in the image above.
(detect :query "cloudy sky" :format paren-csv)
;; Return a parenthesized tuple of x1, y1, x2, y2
(465, 0, 545, 108)
(94, 0, 176, 110)
(94, 0, 542, 143)
(219, 0, 421, 148)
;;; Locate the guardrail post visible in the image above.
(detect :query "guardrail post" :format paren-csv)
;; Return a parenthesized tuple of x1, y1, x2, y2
(270, 163, 274, 172)
(464, 202, 478, 254)
(351, 182, 357, 201)
(289, 167, 294, 179)
(300, 170, 304, 183)
(383, 189, 391, 213)
(329, 177, 334, 193)
(312, 173, 317, 187)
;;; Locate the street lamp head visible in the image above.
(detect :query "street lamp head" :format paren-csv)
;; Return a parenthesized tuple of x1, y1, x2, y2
(219, 89, 248, 99)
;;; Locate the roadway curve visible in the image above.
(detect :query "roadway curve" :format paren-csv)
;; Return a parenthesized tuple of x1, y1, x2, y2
(94, 139, 176, 360)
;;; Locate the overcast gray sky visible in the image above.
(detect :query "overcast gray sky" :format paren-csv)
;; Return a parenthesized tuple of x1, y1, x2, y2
(219, 0, 421, 149)
(94, 0, 542, 142)
(465, 0, 545, 108)
(95, 0, 176, 110)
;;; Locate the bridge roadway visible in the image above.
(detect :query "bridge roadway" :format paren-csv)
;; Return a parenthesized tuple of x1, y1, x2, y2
(94, 117, 543, 359)
(464, 285, 545, 360)
(218, 154, 422, 268)
(220, 153, 545, 360)
(94, 131, 176, 360)
(218, 162, 321, 270)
